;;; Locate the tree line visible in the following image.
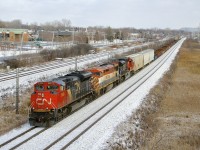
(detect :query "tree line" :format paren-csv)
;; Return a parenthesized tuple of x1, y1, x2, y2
(0, 19, 71, 31)
(0, 19, 185, 42)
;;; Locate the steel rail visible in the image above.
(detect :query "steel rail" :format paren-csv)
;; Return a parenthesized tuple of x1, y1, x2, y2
(0, 53, 107, 82)
(0, 127, 37, 148)
(9, 128, 48, 150)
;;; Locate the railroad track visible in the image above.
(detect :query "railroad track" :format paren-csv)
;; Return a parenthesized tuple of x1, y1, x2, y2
(9, 128, 48, 150)
(0, 60, 66, 77)
(44, 39, 184, 150)
(0, 38, 177, 149)
(0, 127, 48, 149)
(35, 39, 184, 149)
(0, 52, 109, 82)
(0, 127, 36, 148)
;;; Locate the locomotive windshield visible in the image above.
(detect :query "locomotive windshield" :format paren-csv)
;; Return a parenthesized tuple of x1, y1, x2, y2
(93, 72, 101, 76)
(47, 85, 59, 90)
(35, 84, 44, 91)
(35, 82, 60, 91)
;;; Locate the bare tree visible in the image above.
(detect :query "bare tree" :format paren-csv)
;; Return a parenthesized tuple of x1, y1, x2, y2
(61, 19, 71, 30)
(41, 19, 72, 31)
(94, 31, 100, 42)
(41, 22, 54, 31)
(106, 26, 114, 42)
(30, 22, 39, 30)
(6, 19, 22, 28)
(0, 20, 5, 28)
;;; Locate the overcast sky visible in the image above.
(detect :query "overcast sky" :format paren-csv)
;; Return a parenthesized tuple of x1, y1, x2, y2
(0, 0, 199, 29)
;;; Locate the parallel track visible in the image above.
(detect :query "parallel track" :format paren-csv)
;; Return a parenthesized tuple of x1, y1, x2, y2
(0, 127, 36, 148)
(0, 43, 150, 83)
(9, 128, 48, 150)
(0, 127, 48, 149)
(0, 53, 107, 82)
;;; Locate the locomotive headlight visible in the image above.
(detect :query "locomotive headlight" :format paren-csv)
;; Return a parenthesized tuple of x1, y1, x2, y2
(46, 107, 48, 110)
(32, 107, 35, 110)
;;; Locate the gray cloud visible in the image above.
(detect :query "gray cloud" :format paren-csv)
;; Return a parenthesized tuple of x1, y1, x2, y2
(0, 0, 199, 29)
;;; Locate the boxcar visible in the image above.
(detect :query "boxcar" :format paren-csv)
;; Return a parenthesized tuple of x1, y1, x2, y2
(126, 53, 144, 72)
(139, 49, 154, 66)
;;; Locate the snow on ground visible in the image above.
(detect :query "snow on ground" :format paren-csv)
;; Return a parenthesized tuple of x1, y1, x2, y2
(0, 39, 185, 150)
(0, 38, 179, 149)
(0, 127, 44, 150)
(0, 49, 39, 58)
(0, 40, 128, 60)
(65, 38, 186, 150)
(0, 124, 31, 144)
(0, 42, 73, 60)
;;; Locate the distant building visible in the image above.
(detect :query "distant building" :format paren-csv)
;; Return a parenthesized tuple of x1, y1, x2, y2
(0, 28, 29, 43)
(54, 31, 72, 42)
(38, 31, 72, 42)
(129, 33, 141, 39)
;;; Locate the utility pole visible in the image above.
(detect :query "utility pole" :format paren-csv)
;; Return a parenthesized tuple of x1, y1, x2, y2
(16, 68, 19, 114)
(72, 27, 75, 44)
(20, 32, 24, 56)
(51, 31, 54, 48)
(103, 33, 106, 44)
(75, 57, 78, 71)
(198, 23, 200, 41)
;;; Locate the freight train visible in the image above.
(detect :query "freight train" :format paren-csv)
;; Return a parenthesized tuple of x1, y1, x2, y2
(29, 49, 155, 126)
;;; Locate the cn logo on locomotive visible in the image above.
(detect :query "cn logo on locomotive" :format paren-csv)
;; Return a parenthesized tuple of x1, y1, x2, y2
(36, 98, 52, 105)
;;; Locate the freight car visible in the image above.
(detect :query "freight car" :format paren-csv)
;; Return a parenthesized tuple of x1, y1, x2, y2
(139, 49, 154, 66)
(126, 49, 154, 71)
(29, 49, 155, 127)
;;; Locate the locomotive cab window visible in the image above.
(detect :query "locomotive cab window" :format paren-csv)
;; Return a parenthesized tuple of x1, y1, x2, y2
(47, 85, 59, 91)
(104, 69, 109, 73)
(94, 72, 101, 76)
(35, 84, 44, 91)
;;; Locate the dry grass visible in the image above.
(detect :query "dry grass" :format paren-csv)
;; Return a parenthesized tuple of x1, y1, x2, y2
(0, 111, 27, 135)
(140, 39, 200, 149)
(0, 88, 32, 136)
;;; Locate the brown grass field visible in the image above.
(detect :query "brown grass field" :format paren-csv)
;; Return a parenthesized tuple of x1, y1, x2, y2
(140, 39, 200, 149)
(0, 88, 31, 135)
